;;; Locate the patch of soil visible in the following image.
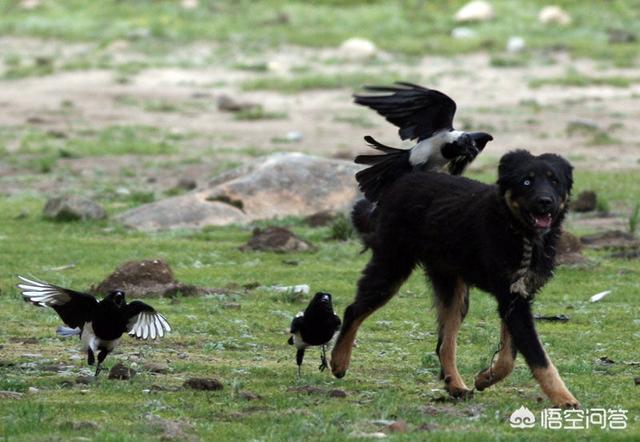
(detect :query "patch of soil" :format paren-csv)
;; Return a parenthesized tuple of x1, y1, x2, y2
(93, 259, 198, 298)
(108, 362, 135, 380)
(555, 231, 588, 266)
(571, 190, 597, 212)
(580, 230, 640, 250)
(240, 227, 315, 253)
(183, 377, 223, 391)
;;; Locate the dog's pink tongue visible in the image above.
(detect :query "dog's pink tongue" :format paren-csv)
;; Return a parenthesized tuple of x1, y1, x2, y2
(534, 214, 552, 228)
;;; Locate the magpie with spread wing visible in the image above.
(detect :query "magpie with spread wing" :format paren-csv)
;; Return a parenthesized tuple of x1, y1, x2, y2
(17, 276, 171, 376)
(353, 82, 493, 201)
(288, 292, 341, 377)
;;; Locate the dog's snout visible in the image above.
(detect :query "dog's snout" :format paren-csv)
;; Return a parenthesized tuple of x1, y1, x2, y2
(536, 196, 554, 210)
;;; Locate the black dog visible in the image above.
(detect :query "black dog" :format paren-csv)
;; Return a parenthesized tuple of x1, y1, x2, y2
(331, 150, 579, 408)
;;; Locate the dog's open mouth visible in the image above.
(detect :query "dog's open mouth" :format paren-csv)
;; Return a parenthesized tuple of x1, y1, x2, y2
(529, 212, 553, 229)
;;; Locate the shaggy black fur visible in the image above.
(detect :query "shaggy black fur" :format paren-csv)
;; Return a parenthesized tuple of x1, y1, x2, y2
(336, 149, 573, 383)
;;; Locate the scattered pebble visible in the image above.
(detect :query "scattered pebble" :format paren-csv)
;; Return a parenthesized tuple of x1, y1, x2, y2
(240, 391, 262, 401)
(176, 177, 197, 191)
(328, 389, 347, 398)
(455, 1, 494, 23)
(506, 36, 526, 53)
(338, 37, 377, 60)
(285, 131, 303, 142)
(240, 227, 315, 253)
(217, 94, 258, 113)
(590, 290, 611, 303)
(144, 362, 170, 374)
(634, 377, 640, 385)
(451, 27, 477, 39)
(539, 5, 572, 26)
(28, 387, 39, 394)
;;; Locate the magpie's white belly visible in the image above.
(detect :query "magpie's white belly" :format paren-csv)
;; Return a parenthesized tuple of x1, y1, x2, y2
(291, 332, 308, 350)
(80, 322, 119, 353)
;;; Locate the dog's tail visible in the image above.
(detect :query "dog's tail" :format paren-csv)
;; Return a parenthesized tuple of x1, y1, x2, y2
(351, 199, 377, 250)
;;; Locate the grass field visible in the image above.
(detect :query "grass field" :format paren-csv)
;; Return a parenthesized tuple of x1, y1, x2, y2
(1, 0, 640, 440)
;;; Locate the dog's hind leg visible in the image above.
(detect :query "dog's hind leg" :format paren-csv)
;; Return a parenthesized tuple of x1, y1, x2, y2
(432, 275, 472, 399)
(331, 255, 414, 379)
(499, 296, 579, 408)
(474, 321, 517, 390)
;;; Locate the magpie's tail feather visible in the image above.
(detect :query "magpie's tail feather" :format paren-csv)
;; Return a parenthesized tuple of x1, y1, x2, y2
(355, 136, 411, 202)
(56, 325, 81, 337)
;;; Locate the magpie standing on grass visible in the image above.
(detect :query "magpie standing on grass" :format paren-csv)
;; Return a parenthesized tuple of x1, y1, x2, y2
(353, 82, 494, 201)
(17, 276, 171, 376)
(288, 292, 341, 377)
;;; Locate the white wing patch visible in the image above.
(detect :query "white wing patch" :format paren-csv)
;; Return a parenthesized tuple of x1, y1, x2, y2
(128, 311, 171, 340)
(17, 276, 71, 306)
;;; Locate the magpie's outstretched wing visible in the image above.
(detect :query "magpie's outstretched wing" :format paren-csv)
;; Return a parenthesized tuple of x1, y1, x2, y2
(125, 301, 171, 340)
(17, 276, 98, 329)
(288, 312, 304, 345)
(354, 82, 457, 141)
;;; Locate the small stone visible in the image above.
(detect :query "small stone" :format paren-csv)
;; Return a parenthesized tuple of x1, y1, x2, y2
(338, 37, 377, 60)
(108, 362, 135, 380)
(539, 6, 572, 26)
(451, 27, 477, 39)
(387, 420, 408, 433)
(634, 376, 640, 385)
(507, 36, 526, 53)
(328, 389, 347, 398)
(183, 377, 223, 391)
(304, 211, 336, 227)
(240, 227, 314, 253)
(455, 1, 494, 23)
(43, 196, 107, 222)
(217, 94, 258, 113)
(572, 191, 597, 212)
(181, 0, 198, 9)
(28, 387, 39, 394)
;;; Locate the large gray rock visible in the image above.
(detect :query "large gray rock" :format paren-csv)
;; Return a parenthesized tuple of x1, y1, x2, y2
(43, 196, 106, 221)
(118, 153, 362, 231)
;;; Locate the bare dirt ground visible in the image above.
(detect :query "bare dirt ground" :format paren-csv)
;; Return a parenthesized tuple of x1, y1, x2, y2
(1, 37, 639, 197)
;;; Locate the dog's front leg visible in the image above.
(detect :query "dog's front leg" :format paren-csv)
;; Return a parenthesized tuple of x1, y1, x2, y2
(499, 296, 579, 408)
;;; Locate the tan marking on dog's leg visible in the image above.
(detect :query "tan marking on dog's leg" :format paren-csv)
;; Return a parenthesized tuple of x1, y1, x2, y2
(330, 316, 365, 377)
(475, 321, 516, 390)
(437, 280, 471, 398)
(532, 361, 580, 408)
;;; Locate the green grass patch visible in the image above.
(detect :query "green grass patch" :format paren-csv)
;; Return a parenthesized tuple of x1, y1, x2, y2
(0, 168, 639, 440)
(241, 72, 406, 93)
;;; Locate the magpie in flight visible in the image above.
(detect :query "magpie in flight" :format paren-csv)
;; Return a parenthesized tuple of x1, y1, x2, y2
(17, 276, 171, 376)
(353, 82, 493, 201)
(288, 292, 341, 377)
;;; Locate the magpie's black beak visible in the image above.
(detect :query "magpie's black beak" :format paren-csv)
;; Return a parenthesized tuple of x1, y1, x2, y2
(468, 132, 493, 151)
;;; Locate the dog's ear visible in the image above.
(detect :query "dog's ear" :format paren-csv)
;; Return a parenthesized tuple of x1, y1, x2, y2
(497, 150, 533, 192)
(540, 153, 574, 195)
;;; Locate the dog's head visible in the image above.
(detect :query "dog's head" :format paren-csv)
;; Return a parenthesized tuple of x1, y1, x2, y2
(497, 150, 573, 235)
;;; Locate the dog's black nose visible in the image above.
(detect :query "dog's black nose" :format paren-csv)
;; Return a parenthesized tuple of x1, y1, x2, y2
(537, 196, 553, 210)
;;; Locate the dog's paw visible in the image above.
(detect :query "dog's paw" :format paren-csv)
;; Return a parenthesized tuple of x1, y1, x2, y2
(474, 367, 495, 391)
